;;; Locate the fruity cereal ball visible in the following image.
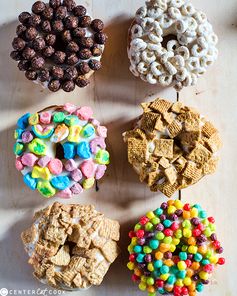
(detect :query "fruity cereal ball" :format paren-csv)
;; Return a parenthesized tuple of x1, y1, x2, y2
(14, 103, 110, 198)
(127, 200, 225, 296)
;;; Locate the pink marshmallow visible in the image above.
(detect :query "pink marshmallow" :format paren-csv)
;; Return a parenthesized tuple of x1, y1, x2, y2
(90, 137, 106, 154)
(76, 106, 93, 120)
(70, 183, 83, 194)
(65, 159, 77, 172)
(80, 160, 95, 178)
(56, 188, 72, 198)
(95, 165, 107, 180)
(21, 153, 38, 167)
(48, 158, 63, 175)
(38, 155, 51, 167)
(97, 126, 107, 137)
(64, 103, 77, 114)
(15, 157, 24, 171)
(39, 111, 51, 124)
(71, 168, 82, 182)
(91, 119, 100, 127)
(22, 131, 33, 143)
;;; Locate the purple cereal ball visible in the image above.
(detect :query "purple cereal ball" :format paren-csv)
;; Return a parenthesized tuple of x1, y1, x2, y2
(156, 223, 164, 231)
(217, 247, 224, 254)
(143, 271, 152, 277)
(210, 233, 217, 241)
(160, 214, 166, 221)
(191, 217, 200, 226)
(164, 251, 172, 259)
(137, 263, 146, 269)
(187, 254, 194, 260)
(144, 254, 152, 263)
(202, 280, 209, 285)
(170, 214, 178, 221)
(160, 202, 168, 210)
(192, 275, 199, 281)
(137, 238, 146, 246)
(175, 209, 183, 217)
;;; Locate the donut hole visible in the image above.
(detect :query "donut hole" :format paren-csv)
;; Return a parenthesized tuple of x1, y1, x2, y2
(161, 34, 178, 50)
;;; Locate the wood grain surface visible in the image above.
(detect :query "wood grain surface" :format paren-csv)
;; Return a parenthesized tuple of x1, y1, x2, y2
(0, 1, 236, 296)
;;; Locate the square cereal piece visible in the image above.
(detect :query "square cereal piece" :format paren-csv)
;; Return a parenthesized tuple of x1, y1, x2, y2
(89, 261, 109, 285)
(170, 145, 183, 163)
(127, 138, 147, 164)
(204, 133, 222, 153)
(150, 99, 172, 113)
(202, 121, 218, 138)
(44, 225, 67, 245)
(141, 112, 160, 132)
(92, 236, 107, 249)
(99, 218, 120, 241)
(174, 156, 187, 173)
(154, 115, 166, 132)
(153, 139, 174, 158)
(187, 143, 212, 165)
(69, 256, 86, 271)
(50, 245, 70, 266)
(202, 157, 219, 175)
(179, 130, 201, 148)
(21, 225, 38, 245)
(147, 172, 159, 187)
(182, 161, 202, 181)
(68, 225, 91, 249)
(164, 166, 177, 185)
(159, 157, 170, 168)
(140, 102, 151, 112)
(184, 112, 201, 132)
(163, 112, 175, 125)
(73, 273, 82, 288)
(156, 181, 179, 197)
(167, 120, 183, 138)
(61, 270, 77, 286)
(101, 240, 120, 263)
(171, 102, 184, 113)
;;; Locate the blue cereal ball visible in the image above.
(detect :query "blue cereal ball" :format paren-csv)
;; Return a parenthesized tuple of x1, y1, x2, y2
(23, 173, 37, 190)
(17, 113, 30, 129)
(77, 141, 91, 159)
(51, 176, 70, 190)
(63, 142, 76, 159)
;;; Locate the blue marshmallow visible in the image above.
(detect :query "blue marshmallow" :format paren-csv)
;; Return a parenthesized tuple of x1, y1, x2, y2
(51, 176, 70, 190)
(23, 173, 37, 190)
(17, 113, 30, 129)
(77, 141, 91, 159)
(63, 142, 76, 159)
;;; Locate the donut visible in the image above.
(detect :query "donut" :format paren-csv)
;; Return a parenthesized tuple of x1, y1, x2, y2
(128, 0, 218, 91)
(14, 103, 110, 198)
(127, 200, 225, 296)
(21, 202, 120, 290)
(123, 98, 221, 197)
(10, 0, 107, 92)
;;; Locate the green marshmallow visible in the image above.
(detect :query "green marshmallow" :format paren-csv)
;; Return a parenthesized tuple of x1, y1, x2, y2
(28, 138, 47, 156)
(53, 112, 66, 123)
(14, 142, 24, 155)
(95, 149, 110, 165)
(37, 181, 56, 198)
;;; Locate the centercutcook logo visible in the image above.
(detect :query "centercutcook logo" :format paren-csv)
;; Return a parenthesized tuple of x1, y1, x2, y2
(0, 288, 65, 296)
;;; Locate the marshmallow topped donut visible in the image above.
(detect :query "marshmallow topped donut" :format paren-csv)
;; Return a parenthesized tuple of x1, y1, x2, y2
(128, 0, 218, 90)
(123, 98, 221, 197)
(14, 103, 110, 198)
(21, 202, 120, 290)
(10, 0, 107, 92)
(127, 200, 225, 296)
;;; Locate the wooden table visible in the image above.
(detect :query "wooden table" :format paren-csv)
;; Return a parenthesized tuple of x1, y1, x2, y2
(0, 0, 236, 295)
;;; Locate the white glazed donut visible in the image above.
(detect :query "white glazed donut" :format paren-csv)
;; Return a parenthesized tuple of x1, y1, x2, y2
(128, 0, 218, 90)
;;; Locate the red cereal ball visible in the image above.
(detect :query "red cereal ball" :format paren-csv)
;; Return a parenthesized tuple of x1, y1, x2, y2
(140, 216, 149, 225)
(129, 254, 136, 262)
(136, 229, 145, 238)
(173, 286, 182, 294)
(218, 257, 225, 265)
(129, 231, 136, 238)
(185, 259, 192, 268)
(171, 222, 179, 231)
(164, 229, 173, 237)
(181, 286, 189, 295)
(155, 279, 164, 288)
(197, 223, 205, 231)
(204, 264, 214, 273)
(213, 241, 221, 249)
(183, 203, 191, 211)
(208, 216, 215, 223)
(132, 274, 139, 282)
(192, 228, 202, 237)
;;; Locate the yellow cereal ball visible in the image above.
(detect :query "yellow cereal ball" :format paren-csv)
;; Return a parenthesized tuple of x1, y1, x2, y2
(188, 245, 198, 254)
(167, 205, 176, 215)
(131, 237, 137, 245)
(190, 207, 198, 217)
(141, 275, 147, 282)
(183, 229, 192, 238)
(170, 244, 176, 252)
(209, 256, 218, 264)
(139, 282, 147, 291)
(127, 262, 135, 270)
(199, 271, 209, 281)
(174, 200, 183, 209)
(147, 263, 154, 272)
(198, 245, 207, 255)
(183, 277, 192, 286)
(175, 279, 184, 287)
(177, 261, 187, 271)
(172, 238, 180, 245)
(160, 274, 169, 281)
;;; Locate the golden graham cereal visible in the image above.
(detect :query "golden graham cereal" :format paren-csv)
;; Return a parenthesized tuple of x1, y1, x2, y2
(127, 201, 225, 296)
(123, 98, 221, 197)
(21, 202, 120, 290)
(14, 103, 110, 198)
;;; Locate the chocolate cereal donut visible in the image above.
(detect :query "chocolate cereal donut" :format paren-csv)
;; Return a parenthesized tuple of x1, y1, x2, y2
(21, 202, 120, 290)
(14, 103, 110, 198)
(123, 98, 221, 197)
(128, 0, 218, 90)
(127, 200, 225, 296)
(10, 0, 107, 92)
